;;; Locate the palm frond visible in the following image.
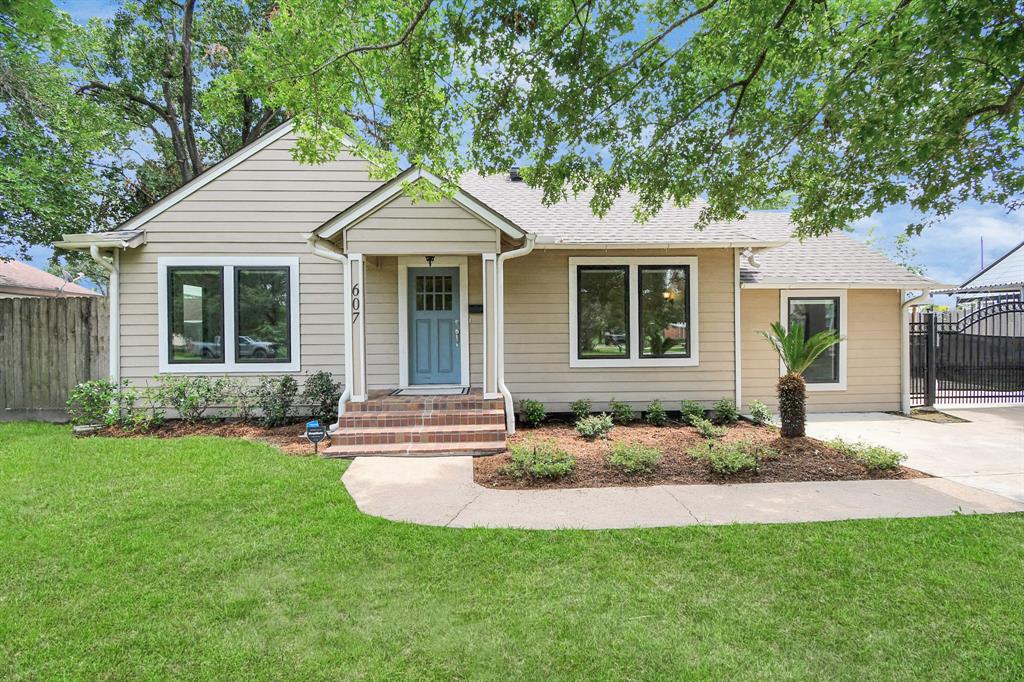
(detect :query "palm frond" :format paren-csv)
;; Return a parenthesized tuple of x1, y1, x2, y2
(759, 322, 842, 376)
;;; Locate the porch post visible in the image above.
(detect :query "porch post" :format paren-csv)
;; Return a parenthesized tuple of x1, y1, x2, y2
(482, 253, 499, 398)
(348, 253, 368, 402)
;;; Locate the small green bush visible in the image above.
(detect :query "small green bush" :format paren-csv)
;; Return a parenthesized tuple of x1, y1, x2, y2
(713, 398, 739, 424)
(67, 378, 119, 426)
(519, 398, 547, 427)
(569, 398, 592, 421)
(153, 375, 229, 424)
(606, 441, 663, 475)
(607, 398, 636, 424)
(680, 400, 705, 425)
(690, 416, 726, 439)
(120, 386, 165, 432)
(226, 379, 258, 423)
(503, 440, 575, 480)
(749, 400, 773, 426)
(828, 438, 906, 470)
(645, 399, 668, 426)
(689, 439, 761, 475)
(255, 375, 298, 427)
(303, 370, 341, 425)
(576, 413, 614, 440)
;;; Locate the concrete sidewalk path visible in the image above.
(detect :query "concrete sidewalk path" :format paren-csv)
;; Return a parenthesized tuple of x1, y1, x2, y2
(342, 456, 1024, 530)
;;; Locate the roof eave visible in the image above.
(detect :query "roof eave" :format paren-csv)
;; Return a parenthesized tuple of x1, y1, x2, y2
(535, 239, 788, 249)
(54, 232, 147, 251)
(741, 280, 943, 290)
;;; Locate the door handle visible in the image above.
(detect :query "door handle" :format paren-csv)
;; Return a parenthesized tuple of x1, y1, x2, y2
(455, 320, 461, 345)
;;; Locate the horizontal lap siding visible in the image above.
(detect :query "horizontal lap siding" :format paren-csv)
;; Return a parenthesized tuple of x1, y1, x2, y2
(503, 249, 736, 411)
(741, 289, 901, 413)
(345, 196, 499, 255)
(118, 134, 374, 387)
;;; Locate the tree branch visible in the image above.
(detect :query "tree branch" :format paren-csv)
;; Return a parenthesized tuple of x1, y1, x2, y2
(963, 76, 1024, 127)
(77, 81, 170, 118)
(180, 0, 202, 177)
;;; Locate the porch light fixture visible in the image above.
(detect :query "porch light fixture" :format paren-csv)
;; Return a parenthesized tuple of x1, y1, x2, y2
(425, 255, 435, 267)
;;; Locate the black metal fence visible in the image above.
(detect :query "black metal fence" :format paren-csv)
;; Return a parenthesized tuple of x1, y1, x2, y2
(910, 301, 1024, 406)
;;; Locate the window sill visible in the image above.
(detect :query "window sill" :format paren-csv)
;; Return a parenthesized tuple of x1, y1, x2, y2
(158, 360, 300, 374)
(805, 382, 847, 392)
(569, 356, 699, 368)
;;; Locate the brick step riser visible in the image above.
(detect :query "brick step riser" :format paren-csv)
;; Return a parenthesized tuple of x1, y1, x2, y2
(322, 443, 506, 458)
(337, 413, 505, 429)
(323, 447, 505, 459)
(345, 400, 505, 413)
(332, 431, 506, 447)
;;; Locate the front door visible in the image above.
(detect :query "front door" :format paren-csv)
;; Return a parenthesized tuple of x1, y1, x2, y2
(408, 267, 461, 385)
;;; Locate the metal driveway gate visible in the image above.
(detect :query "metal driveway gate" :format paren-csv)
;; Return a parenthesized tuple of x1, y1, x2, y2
(910, 301, 1024, 406)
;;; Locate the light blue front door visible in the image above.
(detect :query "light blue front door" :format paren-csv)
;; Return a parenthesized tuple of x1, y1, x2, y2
(408, 267, 461, 384)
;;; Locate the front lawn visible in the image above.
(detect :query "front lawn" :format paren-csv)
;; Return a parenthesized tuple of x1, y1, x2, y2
(2, 423, 1022, 680)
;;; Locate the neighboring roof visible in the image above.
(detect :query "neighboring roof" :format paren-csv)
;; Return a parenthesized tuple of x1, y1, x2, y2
(0, 260, 100, 297)
(960, 241, 1024, 289)
(54, 229, 147, 251)
(315, 167, 526, 241)
(740, 233, 941, 289)
(458, 172, 790, 247)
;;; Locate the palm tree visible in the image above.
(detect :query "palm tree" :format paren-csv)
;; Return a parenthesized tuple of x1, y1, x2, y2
(759, 322, 842, 438)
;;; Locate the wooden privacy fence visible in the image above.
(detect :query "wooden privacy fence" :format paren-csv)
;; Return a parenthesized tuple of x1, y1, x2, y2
(0, 296, 109, 421)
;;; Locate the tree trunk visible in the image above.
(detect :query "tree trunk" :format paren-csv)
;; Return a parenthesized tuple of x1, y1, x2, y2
(777, 372, 806, 438)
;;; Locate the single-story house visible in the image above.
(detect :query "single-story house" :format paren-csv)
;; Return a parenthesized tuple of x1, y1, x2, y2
(56, 121, 938, 456)
(0, 260, 101, 298)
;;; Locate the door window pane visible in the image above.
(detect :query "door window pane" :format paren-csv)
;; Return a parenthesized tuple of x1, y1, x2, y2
(788, 297, 840, 383)
(236, 267, 291, 363)
(168, 268, 224, 363)
(577, 266, 629, 359)
(415, 275, 453, 311)
(639, 266, 690, 358)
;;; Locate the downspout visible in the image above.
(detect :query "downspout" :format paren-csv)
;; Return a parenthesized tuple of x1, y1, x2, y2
(307, 235, 351, 430)
(733, 249, 742, 410)
(89, 245, 119, 383)
(900, 290, 932, 415)
(496, 233, 537, 434)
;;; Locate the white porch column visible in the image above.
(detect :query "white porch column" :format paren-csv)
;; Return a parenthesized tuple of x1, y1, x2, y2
(482, 253, 499, 398)
(348, 253, 368, 402)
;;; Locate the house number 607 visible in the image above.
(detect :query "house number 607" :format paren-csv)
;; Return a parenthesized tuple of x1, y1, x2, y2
(351, 283, 361, 323)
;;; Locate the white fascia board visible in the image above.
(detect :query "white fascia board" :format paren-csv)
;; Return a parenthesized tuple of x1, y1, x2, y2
(742, 281, 940, 290)
(536, 239, 789, 250)
(53, 233, 147, 251)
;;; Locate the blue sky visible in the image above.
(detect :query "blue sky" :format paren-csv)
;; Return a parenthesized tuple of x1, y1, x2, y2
(9, 1, 1023, 287)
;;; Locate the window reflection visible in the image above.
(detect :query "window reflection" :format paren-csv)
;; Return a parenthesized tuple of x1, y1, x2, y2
(789, 297, 840, 383)
(236, 267, 290, 363)
(169, 268, 224, 363)
(577, 266, 629, 359)
(639, 266, 689, 358)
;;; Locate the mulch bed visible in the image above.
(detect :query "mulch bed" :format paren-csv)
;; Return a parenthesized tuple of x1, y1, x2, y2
(97, 421, 323, 456)
(474, 420, 926, 490)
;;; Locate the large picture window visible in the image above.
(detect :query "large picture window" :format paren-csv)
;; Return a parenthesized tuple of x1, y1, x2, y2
(780, 290, 847, 390)
(158, 257, 300, 373)
(569, 257, 698, 367)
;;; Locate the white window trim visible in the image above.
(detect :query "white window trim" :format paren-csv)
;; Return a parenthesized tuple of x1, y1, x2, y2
(568, 256, 699, 368)
(779, 289, 847, 391)
(397, 255, 471, 388)
(157, 256, 301, 374)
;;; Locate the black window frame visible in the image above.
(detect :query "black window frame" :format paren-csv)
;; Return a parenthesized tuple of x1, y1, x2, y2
(787, 295, 841, 384)
(234, 265, 293, 365)
(638, 264, 691, 359)
(576, 264, 630, 361)
(166, 265, 226, 365)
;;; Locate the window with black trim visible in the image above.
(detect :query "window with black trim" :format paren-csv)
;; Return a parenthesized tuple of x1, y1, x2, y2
(788, 296, 840, 383)
(639, 265, 690, 358)
(235, 267, 291, 363)
(168, 267, 224, 364)
(576, 265, 629, 359)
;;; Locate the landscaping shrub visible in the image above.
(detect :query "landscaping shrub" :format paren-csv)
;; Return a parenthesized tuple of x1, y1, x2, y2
(255, 375, 298, 427)
(67, 379, 119, 426)
(226, 380, 258, 423)
(120, 386, 165, 432)
(519, 398, 547, 427)
(570, 398, 592, 421)
(576, 413, 614, 440)
(749, 400, 773, 426)
(689, 439, 761, 475)
(690, 416, 726, 439)
(503, 440, 575, 480)
(713, 398, 739, 424)
(152, 376, 229, 424)
(607, 398, 636, 424)
(606, 441, 662, 475)
(645, 399, 668, 426)
(302, 371, 341, 425)
(680, 400, 705, 425)
(828, 438, 906, 470)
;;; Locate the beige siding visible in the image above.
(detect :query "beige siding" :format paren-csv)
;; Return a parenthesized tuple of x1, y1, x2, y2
(741, 289, 902, 412)
(345, 196, 500, 255)
(119, 133, 376, 387)
(503, 248, 737, 411)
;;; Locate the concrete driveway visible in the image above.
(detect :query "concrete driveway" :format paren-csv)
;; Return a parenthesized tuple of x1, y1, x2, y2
(806, 407, 1024, 502)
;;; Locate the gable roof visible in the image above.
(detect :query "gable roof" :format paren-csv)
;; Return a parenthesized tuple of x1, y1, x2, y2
(961, 240, 1024, 289)
(0, 260, 100, 297)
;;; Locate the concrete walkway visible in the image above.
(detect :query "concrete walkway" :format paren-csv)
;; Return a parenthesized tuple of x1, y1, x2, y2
(806, 407, 1024, 502)
(342, 456, 1023, 530)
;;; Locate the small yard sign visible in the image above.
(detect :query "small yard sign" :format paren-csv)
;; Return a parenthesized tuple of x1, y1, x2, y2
(305, 419, 327, 454)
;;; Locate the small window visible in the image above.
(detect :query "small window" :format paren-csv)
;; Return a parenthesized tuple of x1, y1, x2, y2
(788, 297, 840, 384)
(168, 267, 224, 364)
(577, 265, 629, 359)
(639, 265, 690, 358)
(235, 267, 291, 363)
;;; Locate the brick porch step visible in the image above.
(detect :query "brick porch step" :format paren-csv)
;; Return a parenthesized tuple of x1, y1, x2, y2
(337, 409, 505, 429)
(322, 440, 507, 458)
(330, 423, 506, 447)
(344, 395, 505, 412)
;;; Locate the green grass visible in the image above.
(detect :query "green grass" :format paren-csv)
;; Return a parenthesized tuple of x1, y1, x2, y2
(2, 423, 1023, 680)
